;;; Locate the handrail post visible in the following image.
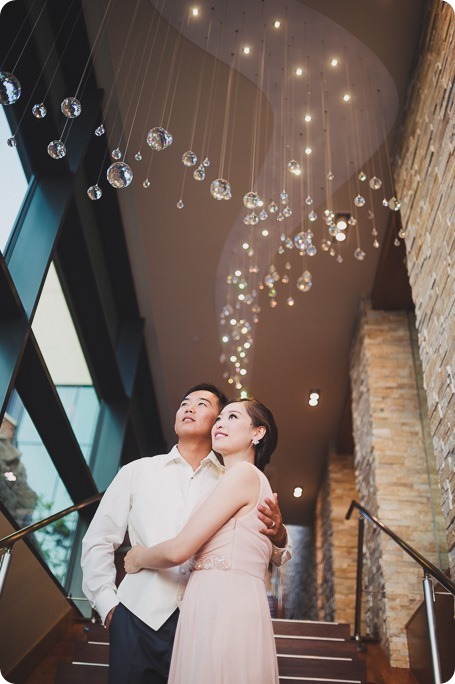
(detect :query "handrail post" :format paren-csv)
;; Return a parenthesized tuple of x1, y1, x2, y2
(353, 515, 365, 650)
(0, 546, 13, 600)
(422, 572, 442, 684)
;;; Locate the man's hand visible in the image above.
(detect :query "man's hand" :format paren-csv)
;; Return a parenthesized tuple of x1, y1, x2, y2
(257, 493, 287, 547)
(104, 606, 116, 629)
(124, 545, 145, 574)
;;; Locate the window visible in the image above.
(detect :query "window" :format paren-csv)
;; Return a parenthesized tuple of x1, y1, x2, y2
(31, 263, 100, 462)
(0, 107, 29, 254)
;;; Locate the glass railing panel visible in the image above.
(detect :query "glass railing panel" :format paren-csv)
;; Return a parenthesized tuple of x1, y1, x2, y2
(1, 392, 77, 585)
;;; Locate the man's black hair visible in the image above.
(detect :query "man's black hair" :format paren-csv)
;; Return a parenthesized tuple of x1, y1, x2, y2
(181, 383, 228, 409)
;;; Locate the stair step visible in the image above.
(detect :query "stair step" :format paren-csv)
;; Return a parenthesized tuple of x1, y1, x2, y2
(82, 623, 109, 642)
(73, 641, 109, 664)
(273, 619, 351, 640)
(275, 636, 359, 657)
(277, 653, 366, 681)
(56, 662, 108, 683)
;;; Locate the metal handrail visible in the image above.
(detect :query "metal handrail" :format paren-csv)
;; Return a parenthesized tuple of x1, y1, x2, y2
(0, 492, 103, 597)
(346, 500, 455, 684)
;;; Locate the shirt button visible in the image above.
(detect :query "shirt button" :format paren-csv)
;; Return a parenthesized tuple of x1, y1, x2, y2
(181, 569, 186, 575)
(177, 594, 183, 601)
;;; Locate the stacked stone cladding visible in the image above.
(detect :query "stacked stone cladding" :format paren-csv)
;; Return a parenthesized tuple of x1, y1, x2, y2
(394, 0, 454, 577)
(350, 305, 441, 667)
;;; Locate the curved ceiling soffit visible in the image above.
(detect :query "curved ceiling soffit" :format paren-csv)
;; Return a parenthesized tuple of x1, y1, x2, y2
(150, 0, 398, 387)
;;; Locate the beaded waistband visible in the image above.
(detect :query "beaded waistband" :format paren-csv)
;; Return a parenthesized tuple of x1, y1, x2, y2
(189, 554, 231, 571)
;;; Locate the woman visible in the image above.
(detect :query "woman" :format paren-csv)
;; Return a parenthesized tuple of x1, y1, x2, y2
(124, 397, 280, 683)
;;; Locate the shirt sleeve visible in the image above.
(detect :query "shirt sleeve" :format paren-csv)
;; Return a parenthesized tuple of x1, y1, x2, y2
(270, 525, 292, 566)
(81, 463, 134, 623)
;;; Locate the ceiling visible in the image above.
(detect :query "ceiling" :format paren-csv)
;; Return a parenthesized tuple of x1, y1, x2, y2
(81, 0, 426, 525)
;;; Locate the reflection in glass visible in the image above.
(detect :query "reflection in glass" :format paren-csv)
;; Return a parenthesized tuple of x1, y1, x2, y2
(2, 394, 76, 584)
(0, 107, 28, 254)
(32, 263, 100, 462)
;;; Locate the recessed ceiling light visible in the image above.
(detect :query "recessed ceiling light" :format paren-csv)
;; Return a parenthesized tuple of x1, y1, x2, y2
(330, 58, 338, 67)
(274, 20, 281, 28)
(304, 114, 312, 123)
(305, 147, 312, 155)
(295, 67, 303, 76)
(261, 229, 269, 237)
(335, 231, 347, 242)
(191, 7, 199, 16)
(293, 486, 303, 498)
(343, 93, 351, 102)
(243, 46, 251, 55)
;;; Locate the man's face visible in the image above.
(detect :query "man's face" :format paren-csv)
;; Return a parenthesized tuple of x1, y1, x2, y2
(174, 390, 220, 440)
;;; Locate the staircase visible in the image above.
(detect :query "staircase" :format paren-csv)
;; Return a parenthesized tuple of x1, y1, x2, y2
(54, 619, 367, 683)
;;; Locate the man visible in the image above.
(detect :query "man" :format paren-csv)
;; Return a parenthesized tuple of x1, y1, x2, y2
(81, 382, 290, 683)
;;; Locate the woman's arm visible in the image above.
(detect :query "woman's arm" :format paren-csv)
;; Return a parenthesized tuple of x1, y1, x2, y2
(124, 463, 259, 573)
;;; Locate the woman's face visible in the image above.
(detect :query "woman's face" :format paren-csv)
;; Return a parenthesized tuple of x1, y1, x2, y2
(211, 401, 257, 455)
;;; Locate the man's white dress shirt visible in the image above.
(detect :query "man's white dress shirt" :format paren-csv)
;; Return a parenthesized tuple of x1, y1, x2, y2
(81, 446, 291, 630)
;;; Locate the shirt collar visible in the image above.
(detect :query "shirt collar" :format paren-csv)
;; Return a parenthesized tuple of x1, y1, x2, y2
(164, 444, 224, 472)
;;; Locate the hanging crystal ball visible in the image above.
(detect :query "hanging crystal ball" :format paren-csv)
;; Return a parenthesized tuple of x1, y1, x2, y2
(61, 97, 82, 118)
(358, 171, 367, 181)
(47, 139, 66, 159)
(280, 190, 289, 204)
(268, 201, 278, 214)
(388, 196, 402, 211)
(177, 199, 184, 209)
(394, 238, 400, 246)
(107, 162, 133, 188)
(276, 212, 284, 222)
(327, 171, 335, 181)
(244, 191, 261, 209)
(95, 125, 105, 137)
(297, 275, 312, 292)
(307, 244, 317, 257)
(369, 176, 382, 190)
(354, 247, 366, 261)
(111, 148, 122, 160)
(321, 238, 331, 251)
(294, 232, 308, 250)
(143, 179, 151, 188)
(210, 178, 232, 200)
(283, 206, 292, 218)
(0, 71, 21, 105)
(134, 151, 142, 161)
(182, 151, 197, 167)
(354, 194, 366, 207)
(259, 210, 268, 221)
(373, 239, 380, 248)
(193, 166, 205, 181)
(287, 160, 300, 175)
(147, 127, 173, 151)
(32, 102, 47, 118)
(7, 136, 16, 147)
(382, 198, 389, 207)
(308, 210, 317, 222)
(87, 184, 102, 200)
(202, 157, 210, 167)
(305, 195, 313, 205)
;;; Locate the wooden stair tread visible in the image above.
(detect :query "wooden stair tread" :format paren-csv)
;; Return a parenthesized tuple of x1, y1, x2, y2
(73, 641, 109, 664)
(56, 662, 108, 683)
(273, 619, 351, 640)
(275, 636, 359, 657)
(278, 653, 366, 680)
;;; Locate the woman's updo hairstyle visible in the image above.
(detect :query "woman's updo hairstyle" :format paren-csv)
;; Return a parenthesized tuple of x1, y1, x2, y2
(229, 397, 278, 471)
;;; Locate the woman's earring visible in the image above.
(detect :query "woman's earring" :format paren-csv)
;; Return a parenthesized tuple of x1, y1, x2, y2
(252, 437, 259, 445)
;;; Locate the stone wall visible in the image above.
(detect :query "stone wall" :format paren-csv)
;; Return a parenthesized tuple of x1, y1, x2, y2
(315, 452, 359, 630)
(350, 304, 441, 667)
(394, 0, 455, 577)
(327, 452, 360, 630)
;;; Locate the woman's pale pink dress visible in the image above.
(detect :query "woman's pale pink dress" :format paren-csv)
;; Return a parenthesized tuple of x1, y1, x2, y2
(168, 462, 279, 683)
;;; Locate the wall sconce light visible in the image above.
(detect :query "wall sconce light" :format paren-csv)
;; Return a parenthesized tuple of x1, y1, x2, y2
(309, 390, 320, 406)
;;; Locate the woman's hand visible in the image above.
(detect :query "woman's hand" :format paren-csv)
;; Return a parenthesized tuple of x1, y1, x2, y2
(124, 545, 146, 573)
